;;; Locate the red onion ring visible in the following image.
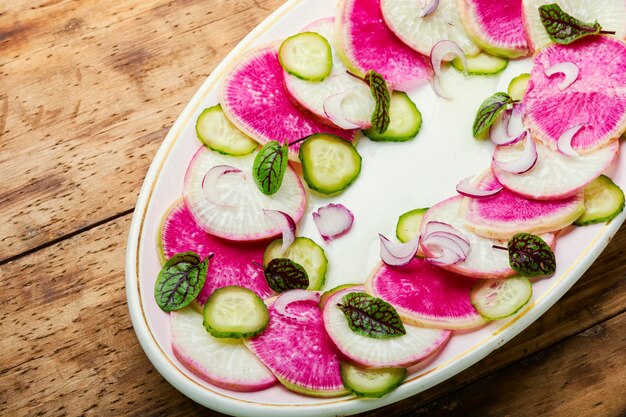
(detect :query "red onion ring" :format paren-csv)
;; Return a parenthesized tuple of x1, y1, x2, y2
(263, 209, 296, 254)
(430, 40, 467, 99)
(323, 89, 361, 130)
(201, 165, 243, 207)
(274, 290, 320, 321)
(557, 123, 585, 157)
(456, 176, 503, 198)
(419, 0, 440, 17)
(312, 203, 354, 241)
(493, 132, 538, 174)
(379, 234, 420, 266)
(544, 61, 579, 90)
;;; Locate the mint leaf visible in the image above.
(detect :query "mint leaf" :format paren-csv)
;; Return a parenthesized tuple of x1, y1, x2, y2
(264, 258, 309, 292)
(508, 233, 556, 277)
(253, 140, 289, 195)
(154, 252, 208, 311)
(473, 92, 511, 137)
(337, 292, 406, 338)
(365, 70, 391, 134)
(538, 4, 602, 45)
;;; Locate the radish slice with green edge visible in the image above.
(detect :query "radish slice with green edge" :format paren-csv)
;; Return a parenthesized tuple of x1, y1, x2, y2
(419, 0, 440, 17)
(379, 234, 420, 266)
(420, 196, 556, 278)
(274, 290, 320, 321)
(262, 209, 296, 255)
(183, 146, 306, 241)
(201, 165, 242, 207)
(312, 203, 354, 241)
(323, 286, 451, 367)
(456, 175, 503, 198)
(158, 201, 272, 304)
(492, 132, 537, 174)
(171, 307, 276, 391)
(220, 44, 356, 160)
(244, 296, 348, 397)
(322, 89, 363, 130)
(557, 123, 585, 157)
(334, 0, 433, 90)
(461, 169, 585, 240)
(430, 40, 467, 99)
(470, 277, 532, 320)
(544, 61, 579, 90)
(365, 258, 488, 329)
(492, 139, 619, 200)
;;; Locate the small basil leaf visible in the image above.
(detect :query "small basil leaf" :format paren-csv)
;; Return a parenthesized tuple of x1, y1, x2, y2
(264, 258, 309, 293)
(253, 140, 289, 195)
(539, 4, 602, 45)
(337, 292, 406, 338)
(508, 233, 556, 277)
(365, 70, 391, 134)
(154, 252, 208, 312)
(473, 92, 511, 137)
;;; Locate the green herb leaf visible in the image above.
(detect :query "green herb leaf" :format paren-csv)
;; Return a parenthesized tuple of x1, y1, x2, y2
(264, 258, 309, 293)
(365, 70, 391, 134)
(508, 233, 556, 277)
(253, 140, 289, 195)
(538, 4, 602, 45)
(337, 292, 406, 338)
(154, 252, 209, 312)
(472, 92, 511, 137)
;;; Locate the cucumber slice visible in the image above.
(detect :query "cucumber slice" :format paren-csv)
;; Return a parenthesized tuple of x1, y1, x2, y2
(396, 207, 429, 243)
(363, 92, 422, 142)
(203, 286, 269, 338)
(470, 277, 532, 320)
(263, 237, 328, 290)
(340, 362, 406, 398)
(507, 73, 530, 101)
(574, 175, 625, 226)
(195, 105, 258, 156)
(278, 32, 332, 82)
(299, 133, 362, 195)
(452, 52, 508, 75)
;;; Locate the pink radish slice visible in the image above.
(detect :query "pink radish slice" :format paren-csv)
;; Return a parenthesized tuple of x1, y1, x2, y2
(245, 297, 348, 397)
(458, 0, 529, 58)
(365, 259, 488, 329)
(312, 203, 354, 241)
(219, 44, 356, 160)
(461, 169, 585, 240)
(430, 40, 467, 99)
(323, 285, 451, 367)
(335, 0, 433, 90)
(171, 308, 276, 391)
(159, 201, 272, 304)
(492, 139, 619, 200)
(183, 146, 306, 241)
(544, 61, 579, 90)
(492, 132, 537, 174)
(419, 196, 556, 279)
(379, 234, 420, 266)
(523, 36, 626, 153)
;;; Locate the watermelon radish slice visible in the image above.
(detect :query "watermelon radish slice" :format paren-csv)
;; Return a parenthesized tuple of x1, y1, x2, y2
(523, 37, 626, 153)
(323, 286, 451, 367)
(365, 259, 488, 329)
(159, 200, 273, 304)
(420, 196, 556, 279)
(522, 0, 626, 52)
(335, 0, 433, 90)
(245, 295, 348, 397)
(461, 169, 585, 240)
(492, 139, 620, 200)
(284, 18, 375, 129)
(380, 0, 480, 57)
(458, 0, 529, 58)
(219, 44, 356, 160)
(183, 146, 306, 241)
(171, 307, 276, 391)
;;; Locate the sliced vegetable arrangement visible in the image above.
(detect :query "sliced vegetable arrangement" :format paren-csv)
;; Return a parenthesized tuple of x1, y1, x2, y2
(151, 0, 626, 402)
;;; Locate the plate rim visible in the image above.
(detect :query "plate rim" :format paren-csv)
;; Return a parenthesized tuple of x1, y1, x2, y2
(124, 0, 626, 415)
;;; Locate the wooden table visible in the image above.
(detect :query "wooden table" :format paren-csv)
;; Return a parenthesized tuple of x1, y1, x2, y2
(1, 1, 624, 416)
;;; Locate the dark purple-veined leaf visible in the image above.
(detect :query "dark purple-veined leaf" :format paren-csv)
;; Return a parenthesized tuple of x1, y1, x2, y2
(337, 292, 406, 338)
(264, 258, 309, 293)
(508, 233, 556, 277)
(538, 4, 603, 45)
(473, 92, 512, 137)
(154, 252, 209, 311)
(364, 70, 391, 134)
(253, 140, 289, 195)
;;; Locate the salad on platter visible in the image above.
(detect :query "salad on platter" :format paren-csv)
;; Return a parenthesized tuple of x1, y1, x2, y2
(142, 0, 626, 408)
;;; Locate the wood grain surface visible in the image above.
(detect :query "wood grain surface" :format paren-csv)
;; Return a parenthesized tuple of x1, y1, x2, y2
(0, 1, 624, 416)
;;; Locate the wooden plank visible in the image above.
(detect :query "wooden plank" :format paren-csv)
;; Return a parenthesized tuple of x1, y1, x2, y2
(410, 313, 626, 417)
(0, 215, 624, 416)
(0, 0, 283, 261)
